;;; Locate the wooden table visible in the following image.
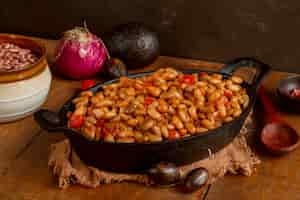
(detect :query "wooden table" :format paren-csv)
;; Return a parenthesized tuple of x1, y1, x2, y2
(0, 38, 300, 200)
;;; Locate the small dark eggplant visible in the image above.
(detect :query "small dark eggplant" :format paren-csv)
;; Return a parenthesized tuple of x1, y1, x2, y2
(183, 167, 209, 193)
(148, 162, 180, 185)
(105, 58, 128, 78)
(103, 22, 160, 69)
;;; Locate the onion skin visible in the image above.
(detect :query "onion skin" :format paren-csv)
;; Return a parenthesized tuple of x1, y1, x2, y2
(55, 27, 107, 80)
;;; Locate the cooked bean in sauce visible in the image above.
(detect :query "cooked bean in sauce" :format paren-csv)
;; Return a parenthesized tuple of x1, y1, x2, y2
(68, 68, 249, 143)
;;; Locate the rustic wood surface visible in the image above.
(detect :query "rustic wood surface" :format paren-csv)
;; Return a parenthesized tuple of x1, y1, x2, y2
(0, 37, 299, 200)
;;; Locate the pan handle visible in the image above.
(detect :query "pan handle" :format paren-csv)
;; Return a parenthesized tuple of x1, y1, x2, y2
(220, 57, 271, 92)
(34, 109, 69, 132)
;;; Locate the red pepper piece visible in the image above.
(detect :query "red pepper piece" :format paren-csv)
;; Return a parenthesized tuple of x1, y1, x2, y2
(81, 80, 96, 90)
(180, 74, 196, 85)
(168, 130, 180, 140)
(144, 97, 155, 106)
(69, 115, 84, 129)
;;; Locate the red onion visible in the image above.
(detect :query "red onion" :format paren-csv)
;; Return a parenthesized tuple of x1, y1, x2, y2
(55, 26, 107, 79)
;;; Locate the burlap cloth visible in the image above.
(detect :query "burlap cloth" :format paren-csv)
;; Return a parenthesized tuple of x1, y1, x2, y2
(48, 114, 260, 189)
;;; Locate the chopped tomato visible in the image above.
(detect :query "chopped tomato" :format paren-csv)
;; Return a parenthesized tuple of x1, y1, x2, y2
(81, 80, 96, 90)
(168, 130, 180, 140)
(199, 72, 208, 78)
(180, 75, 196, 85)
(144, 97, 155, 106)
(224, 90, 233, 98)
(69, 115, 84, 129)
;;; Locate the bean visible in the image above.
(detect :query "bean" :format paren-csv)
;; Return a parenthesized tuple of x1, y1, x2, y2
(172, 116, 184, 129)
(178, 104, 187, 110)
(136, 115, 145, 124)
(212, 73, 223, 80)
(200, 119, 214, 129)
(104, 110, 117, 119)
(141, 119, 155, 131)
(82, 126, 96, 140)
(125, 87, 136, 96)
(232, 109, 242, 117)
(86, 116, 97, 124)
(118, 129, 134, 138)
(217, 105, 227, 118)
(182, 100, 193, 106)
(147, 86, 161, 97)
(209, 78, 222, 85)
(161, 125, 169, 138)
(208, 91, 221, 102)
(152, 126, 162, 136)
(158, 99, 169, 112)
(167, 124, 175, 130)
(196, 127, 209, 133)
(72, 97, 89, 104)
(179, 128, 188, 135)
(206, 84, 216, 94)
(196, 81, 207, 87)
(185, 85, 195, 92)
(185, 122, 196, 134)
(231, 76, 243, 84)
(103, 134, 115, 142)
(188, 106, 198, 119)
(148, 134, 163, 142)
(242, 94, 250, 108)
(95, 99, 113, 107)
(224, 116, 233, 122)
(80, 91, 93, 97)
(117, 137, 135, 143)
(178, 109, 190, 122)
(227, 84, 241, 92)
(73, 106, 87, 116)
(148, 107, 162, 120)
(93, 109, 105, 119)
(127, 118, 139, 126)
(194, 88, 203, 99)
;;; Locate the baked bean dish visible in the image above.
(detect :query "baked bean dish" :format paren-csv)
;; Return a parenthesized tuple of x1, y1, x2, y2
(68, 68, 249, 143)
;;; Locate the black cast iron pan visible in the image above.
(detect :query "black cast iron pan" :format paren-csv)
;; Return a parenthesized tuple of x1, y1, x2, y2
(34, 57, 270, 173)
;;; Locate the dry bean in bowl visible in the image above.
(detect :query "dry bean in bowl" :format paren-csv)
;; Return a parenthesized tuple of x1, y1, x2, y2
(0, 42, 39, 72)
(67, 68, 249, 143)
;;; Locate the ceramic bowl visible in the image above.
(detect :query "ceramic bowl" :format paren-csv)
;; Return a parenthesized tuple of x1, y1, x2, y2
(0, 34, 51, 123)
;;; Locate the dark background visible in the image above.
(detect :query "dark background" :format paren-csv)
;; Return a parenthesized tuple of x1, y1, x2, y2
(1, 0, 300, 72)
